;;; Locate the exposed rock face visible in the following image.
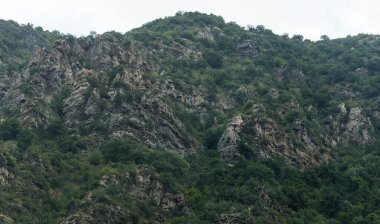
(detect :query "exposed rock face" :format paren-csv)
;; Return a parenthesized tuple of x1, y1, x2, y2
(237, 40, 260, 60)
(0, 214, 14, 224)
(60, 212, 94, 224)
(62, 166, 187, 223)
(273, 67, 285, 80)
(329, 105, 373, 145)
(293, 119, 319, 153)
(290, 69, 305, 82)
(344, 107, 372, 144)
(154, 40, 202, 59)
(0, 154, 13, 186)
(252, 103, 265, 113)
(246, 118, 322, 168)
(217, 213, 248, 224)
(333, 85, 360, 99)
(268, 88, 279, 100)
(354, 67, 369, 77)
(99, 166, 186, 212)
(217, 115, 331, 168)
(60, 205, 123, 224)
(217, 115, 244, 166)
(127, 166, 166, 205)
(0, 19, 377, 174)
(126, 166, 186, 211)
(0, 167, 13, 186)
(0, 36, 206, 153)
(197, 27, 214, 41)
(258, 186, 283, 214)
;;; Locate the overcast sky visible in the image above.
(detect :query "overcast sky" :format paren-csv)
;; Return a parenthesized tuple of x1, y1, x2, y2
(1, 0, 379, 40)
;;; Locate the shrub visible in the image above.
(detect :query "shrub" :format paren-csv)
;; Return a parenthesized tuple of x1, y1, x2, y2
(204, 49, 223, 68)
(0, 118, 21, 140)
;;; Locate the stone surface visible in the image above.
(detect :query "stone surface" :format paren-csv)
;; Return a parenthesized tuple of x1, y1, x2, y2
(268, 88, 279, 100)
(241, 117, 329, 168)
(345, 107, 373, 144)
(237, 40, 260, 60)
(217, 213, 248, 224)
(0, 36, 205, 154)
(127, 166, 186, 211)
(0, 214, 14, 224)
(197, 27, 214, 41)
(0, 167, 13, 186)
(218, 116, 244, 166)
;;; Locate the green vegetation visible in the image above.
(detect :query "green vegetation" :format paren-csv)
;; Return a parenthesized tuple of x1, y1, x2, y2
(0, 119, 379, 223)
(0, 12, 380, 223)
(0, 19, 62, 74)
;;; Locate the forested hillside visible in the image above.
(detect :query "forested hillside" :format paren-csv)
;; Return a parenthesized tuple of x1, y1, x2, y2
(0, 12, 379, 223)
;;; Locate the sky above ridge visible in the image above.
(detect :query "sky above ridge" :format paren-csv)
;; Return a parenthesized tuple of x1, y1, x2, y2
(1, 0, 379, 40)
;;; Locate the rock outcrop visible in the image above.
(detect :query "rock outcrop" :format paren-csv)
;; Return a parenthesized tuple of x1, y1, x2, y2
(0, 35, 206, 153)
(237, 40, 260, 60)
(217, 213, 248, 224)
(0, 167, 13, 186)
(0, 214, 14, 224)
(344, 107, 372, 144)
(217, 115, 244, 166)
(126, 166, 186, 211)
(329, 104, 373, 146)
(244, 117, 323, 168)
(99, 166, 187, 212)
(197, 27, 214, 41)
(0, 154, 13, 186)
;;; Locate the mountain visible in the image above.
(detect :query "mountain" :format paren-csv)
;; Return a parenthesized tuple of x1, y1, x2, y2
(0, 12, 379, 223)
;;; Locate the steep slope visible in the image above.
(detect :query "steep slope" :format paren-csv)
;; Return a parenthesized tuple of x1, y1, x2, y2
(1, 14, 378, 165)
(0, 35, 198, 153)
(0, 19, 61, 74)
(0, 12, 379, 223)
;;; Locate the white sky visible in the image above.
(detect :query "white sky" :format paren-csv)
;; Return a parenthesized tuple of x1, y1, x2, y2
(1, 0, 379, 40)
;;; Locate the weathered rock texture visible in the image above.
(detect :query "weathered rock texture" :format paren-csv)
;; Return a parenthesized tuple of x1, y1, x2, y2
(217, 213, 248, 224)
(217, 115, 244, 166)
(0, 36, 207, 153)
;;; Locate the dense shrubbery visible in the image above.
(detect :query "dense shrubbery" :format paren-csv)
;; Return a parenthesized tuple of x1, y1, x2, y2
(1, 12, 380, 223)
(0, 19, 62, 74)
(4, 129, 371, 223)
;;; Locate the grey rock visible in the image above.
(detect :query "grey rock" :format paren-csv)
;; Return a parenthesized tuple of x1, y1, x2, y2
(0, 167, 13, 186)
(290, 69, 304, 81)
(269, 88, 279, 100)
(60, 212, 94, 224)
(345, 107, 373, 144)
(197, 27, 214, 41)
(218, 116, 244, 166)
(0, 36, 203, 154)
(237, 40, 260, 60)
(217, 213, 248, 224)
(242, 117, 327, 169)
(252, 103, 265, 113)
(0, 214, 14, 224)
(273, 67, 285, 80)
(98, 166, 188, 212)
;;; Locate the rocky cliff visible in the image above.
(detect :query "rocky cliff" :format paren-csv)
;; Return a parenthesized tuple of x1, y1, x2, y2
(0, 12, 380, 223)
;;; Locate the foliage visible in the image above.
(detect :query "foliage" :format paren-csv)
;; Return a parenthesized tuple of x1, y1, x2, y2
(0, 12, 380, 223)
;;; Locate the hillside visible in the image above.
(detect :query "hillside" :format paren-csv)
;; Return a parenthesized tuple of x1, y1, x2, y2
(0, 12, 379, 223)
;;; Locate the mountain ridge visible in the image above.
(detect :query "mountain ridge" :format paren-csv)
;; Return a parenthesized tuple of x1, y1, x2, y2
(0, 12, 379, 223)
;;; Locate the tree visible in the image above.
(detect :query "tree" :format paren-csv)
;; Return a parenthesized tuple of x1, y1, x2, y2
(204, 49, 223, 68)
(0, 118, 21, 140)
(320, 35, 330, 41)
(292, 34, 304, 41)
